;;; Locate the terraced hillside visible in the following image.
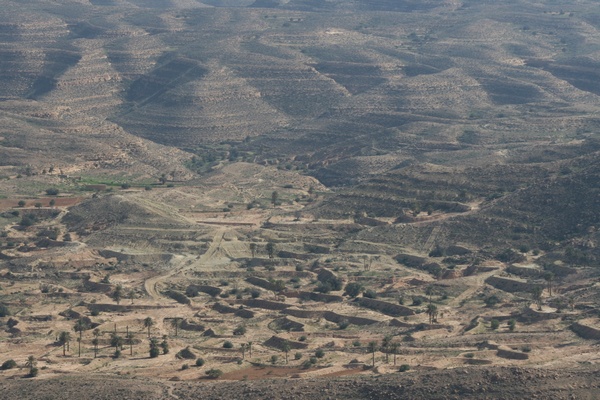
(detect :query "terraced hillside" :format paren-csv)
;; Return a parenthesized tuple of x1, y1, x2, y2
(1, 170, 600, 388)
(1, 0, 599, 157)
(1, 0, 600, 396)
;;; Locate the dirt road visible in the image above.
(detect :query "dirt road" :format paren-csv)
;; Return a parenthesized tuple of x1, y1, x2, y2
(144, 228, 230, 301)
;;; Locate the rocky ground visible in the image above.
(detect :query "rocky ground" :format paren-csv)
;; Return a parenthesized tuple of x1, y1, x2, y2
(3, 366, 600, 400)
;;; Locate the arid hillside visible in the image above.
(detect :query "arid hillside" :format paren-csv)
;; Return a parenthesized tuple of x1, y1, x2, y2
(1, 0, 600, 398)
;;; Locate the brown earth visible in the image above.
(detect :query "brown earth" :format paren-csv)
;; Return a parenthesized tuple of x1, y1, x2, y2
(0, 197, 86, 210)
(2, 366, 600, 400)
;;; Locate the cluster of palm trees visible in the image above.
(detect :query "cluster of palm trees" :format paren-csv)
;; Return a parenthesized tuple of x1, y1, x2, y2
(24, 355, 38, 377)
(240, 341, 253, 360)
(111, 284, 137, 305)
(366, 337, 402, 368)
(41, 283, 445, 373)
(361, 287, 443, 368)
(426, 303, 438, 324)
(52, 316, 159, 359)
(239, 340, 293, 364)
(425, 286, 439, 324)
(62, 316, 173, 359)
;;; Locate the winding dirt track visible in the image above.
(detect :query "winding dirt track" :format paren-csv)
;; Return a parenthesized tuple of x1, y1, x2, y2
(144, 228, 229, 301)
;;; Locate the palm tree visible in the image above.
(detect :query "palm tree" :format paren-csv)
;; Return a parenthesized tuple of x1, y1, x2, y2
(381, 335, 392, 363)
(266, 242, 275, 259)
(143, 317, 154, 338)
(73, 318, 89, 357)
(161, 335, 169, 355)
(92, 328, 101, 358)
(240, 343, 247, 360)
(112, 284, 123, 305)
(367, 341, 378, 367)
(426, 304, 438, 324)
(92, 337, 99, 358)
(129, 289, 136, 304)
(149, 338, 160, 358)
(59, 331, 71, 356)
(390, 342, 399, 366)
(425, 286, 436, 303)
(126, 332, 135, 356)
(543, 272, 554, 296)
(170, 318, 181, 337)
(25, 355, 37, 377)
(531, 286, 543, 311)
(110, 333, 123, 352)
(282, 341, 291, 364)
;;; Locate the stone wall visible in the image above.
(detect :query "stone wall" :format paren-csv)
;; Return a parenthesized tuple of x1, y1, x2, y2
(571, 322, 600, 340)
(298, 291, 343, 303)
(187, 285, 222, 297)
(180, 319, 205, 332)
(98, 249, 172, 264)
(545, 263, 577, 277)
(278, 251, 314, 260)
(242, 299, 290, 311)
(235, 308, 256, 319)
(270, 317, 305, 332)
(264, 335, 308, 350)
(246, 276, 280, 292)
(212, 302, 238, 314)
(356, 297, 415, 317)
(496, 345, 529, 360)
(83, 278, 112, 294)
(485, 276, 541, 293)
(507, 265, 541, 278)
(282, 308, 379, 326)
(84, 302, 174, 313)
(164, 290, 191, 305)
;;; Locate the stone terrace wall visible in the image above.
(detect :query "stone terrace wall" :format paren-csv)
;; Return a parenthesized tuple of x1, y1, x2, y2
(180, 319, 205, 332)
(84, 302, 175, 313)
(496, 345, 529, 360)
(164, 290, 191, 305)
(485, 276, 541, 293)
(270, 317, 305, 332)
(282, 308, 380, 326)
(571, 322, 600, 340)
(187, 285, 222, 297)
(356, 297, 415, 317)
(98, 250, 172, 264)
(264, 335, 308, 350)
(246, 277, 280, 292)
(507, 265, 541, 278)
(212, 302, 238, 314)
(298, 291, 343, 303)
(83, 279, 112, 294)
(242, 299, 290, 311)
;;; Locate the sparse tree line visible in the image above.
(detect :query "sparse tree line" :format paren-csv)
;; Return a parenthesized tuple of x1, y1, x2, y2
(0, 356, 37, 377)
(0, 311, 411, 379)
(246, 241, 277, 259)
(0, 246, 580, 379)
(352, 336, 409, 371)
(31, 317, 169, 360)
